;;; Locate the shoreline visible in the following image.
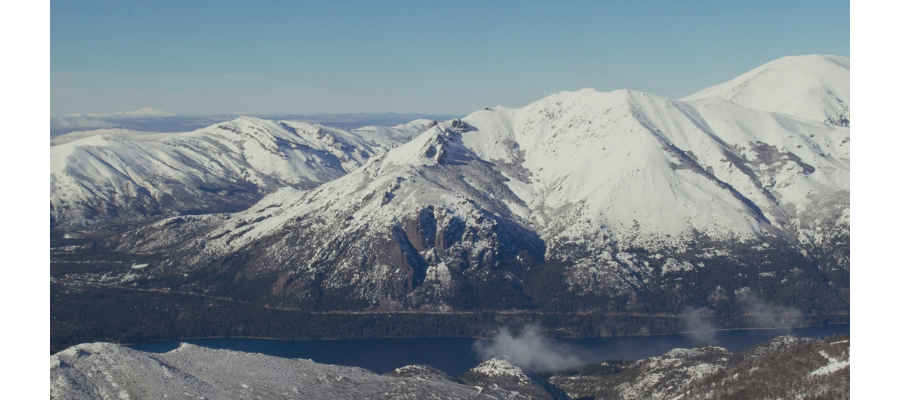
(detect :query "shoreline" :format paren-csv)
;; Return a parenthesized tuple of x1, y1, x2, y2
(106, 322, 850, 352)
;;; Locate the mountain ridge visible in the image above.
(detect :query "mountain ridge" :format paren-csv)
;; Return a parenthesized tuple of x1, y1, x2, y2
(683, 54, 849, 125)
(50, 116, 435, 229)
(83, 55, 850, 315)
(51, 55, 850, 344)
(50, 335, 849, 400)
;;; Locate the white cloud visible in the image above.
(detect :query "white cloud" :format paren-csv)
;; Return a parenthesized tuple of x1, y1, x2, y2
(474, 324, 586, 371)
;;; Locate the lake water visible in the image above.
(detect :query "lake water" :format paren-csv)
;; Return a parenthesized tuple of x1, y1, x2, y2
(130, 324, 849, 377)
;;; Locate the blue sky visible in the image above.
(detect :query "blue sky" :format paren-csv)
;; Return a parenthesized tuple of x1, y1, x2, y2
(51, 0, 849, 116)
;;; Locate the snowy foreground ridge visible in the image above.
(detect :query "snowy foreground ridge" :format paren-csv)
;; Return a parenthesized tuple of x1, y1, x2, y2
(50, 335, 848, 400)
(49, 343, 569, 400)
(52, 55, 850, 311)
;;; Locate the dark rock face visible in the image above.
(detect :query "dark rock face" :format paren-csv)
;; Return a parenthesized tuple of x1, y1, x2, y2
(191, 202, 546, 310)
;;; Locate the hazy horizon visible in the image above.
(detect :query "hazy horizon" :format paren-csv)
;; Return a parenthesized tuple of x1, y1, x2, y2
(49, 110, 464, 136)
(51, 1, 849, 116)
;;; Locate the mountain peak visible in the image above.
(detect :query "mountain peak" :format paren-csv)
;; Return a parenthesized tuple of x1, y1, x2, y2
(52, 55, 850, 323)
(683, 54, 849, 123)
(460, 357, 572, 399)
(469, 357, 530, 379)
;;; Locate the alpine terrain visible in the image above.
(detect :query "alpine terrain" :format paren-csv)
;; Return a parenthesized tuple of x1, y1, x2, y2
(51, 55, 850, 349)
(51, 117, 436, 229)
(50, 335, 848, 399)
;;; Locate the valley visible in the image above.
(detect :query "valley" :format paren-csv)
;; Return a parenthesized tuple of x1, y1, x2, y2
(51, 226, 847, 354)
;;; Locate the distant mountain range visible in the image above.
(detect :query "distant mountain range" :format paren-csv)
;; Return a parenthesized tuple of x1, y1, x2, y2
(51, 118, 436, 229)
(49, 111, 461, 137)
(50, 55, 850, 330)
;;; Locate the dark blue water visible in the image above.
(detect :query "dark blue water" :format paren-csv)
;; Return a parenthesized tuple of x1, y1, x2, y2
(130, 324, 848, 377)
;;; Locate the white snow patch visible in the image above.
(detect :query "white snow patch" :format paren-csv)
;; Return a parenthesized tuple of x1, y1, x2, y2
(809, 358, 849, 376)
(471, 358, 529, 380)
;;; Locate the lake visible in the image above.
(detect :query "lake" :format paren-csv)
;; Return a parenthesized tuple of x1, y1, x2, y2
(130, 324, 849, 377)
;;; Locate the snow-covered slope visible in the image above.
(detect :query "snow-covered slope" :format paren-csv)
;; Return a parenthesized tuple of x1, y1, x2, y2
(544, 335, 848, 400)
(50, 117, 433, 229)
(683, 55, 849, 125)
(51, 336, 846, 400)
(463, 88, 848, 246)
(103, 55, 849, 312)
(114, 118, 548, 306)
(353, 118, 439, 143)
(50, 342, 483, 400)
(459, 357, 572, 400)
(547, 346, 731, 400)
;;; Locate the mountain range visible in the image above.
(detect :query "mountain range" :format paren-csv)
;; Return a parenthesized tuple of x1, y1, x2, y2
(51, 118, 435, 229)
(50, 54, 850, 336)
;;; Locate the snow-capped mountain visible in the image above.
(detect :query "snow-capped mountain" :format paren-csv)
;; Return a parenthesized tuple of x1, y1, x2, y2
(50, 117, 435, 229)
(101, 55, 848, 314)
(683, 54, 849, 126)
